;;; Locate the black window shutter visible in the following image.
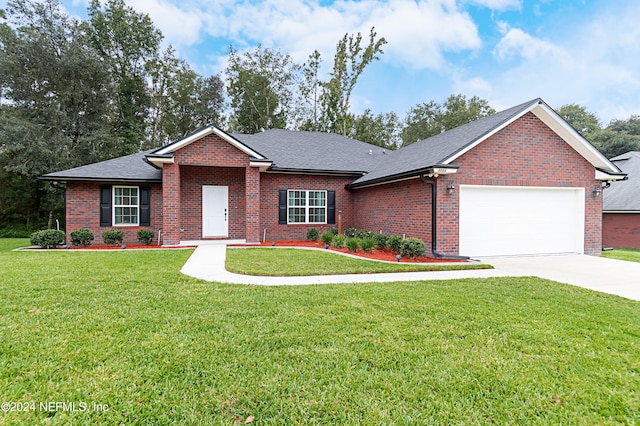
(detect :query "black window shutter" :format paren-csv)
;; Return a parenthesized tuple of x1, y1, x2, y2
(100, 186, 111, 227)
(278, 189, 287, 224)
(327, 190, 336, 224)
(139, 187, 150, 226)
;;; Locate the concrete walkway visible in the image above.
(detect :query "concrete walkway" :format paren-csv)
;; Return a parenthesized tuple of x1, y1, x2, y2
(180, 245, 640, 301)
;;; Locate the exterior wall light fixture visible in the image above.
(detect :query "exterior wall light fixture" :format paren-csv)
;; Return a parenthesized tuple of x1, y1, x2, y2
(592, 185, 602, 197)
(446, 184, 455, 195)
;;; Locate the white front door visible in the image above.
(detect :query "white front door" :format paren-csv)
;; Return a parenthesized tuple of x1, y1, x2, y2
(202, 185, 228, 238)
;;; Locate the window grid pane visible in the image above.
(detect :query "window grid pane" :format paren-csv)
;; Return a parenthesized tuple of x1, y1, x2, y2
(113, 186, 139, 225)
(286, 190, 327, 224)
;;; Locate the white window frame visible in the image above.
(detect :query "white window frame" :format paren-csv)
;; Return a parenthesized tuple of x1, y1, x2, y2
(287, 190, 327, 224)
(113, 186, 139, 226)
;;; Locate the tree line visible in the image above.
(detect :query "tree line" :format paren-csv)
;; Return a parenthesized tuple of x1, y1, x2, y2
(0, 0, 637, 231)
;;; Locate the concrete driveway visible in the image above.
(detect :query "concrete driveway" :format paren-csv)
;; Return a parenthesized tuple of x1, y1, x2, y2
(479, 254, 640, 301)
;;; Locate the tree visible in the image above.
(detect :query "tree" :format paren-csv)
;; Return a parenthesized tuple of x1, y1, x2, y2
(226, 45, 298, 133)
(320, 27, 387, 135)
(350, 109, 400, 149)
(296, 49, 322, 131)
(87, 0, 162, 153)
(400, 95, 495, 146)
(0, 0, 115, 228)
(556, 104, 601, 137)
(593, 116, 640, 158)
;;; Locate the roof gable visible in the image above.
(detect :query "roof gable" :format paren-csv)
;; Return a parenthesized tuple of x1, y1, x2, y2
(350, 98, 625, 187)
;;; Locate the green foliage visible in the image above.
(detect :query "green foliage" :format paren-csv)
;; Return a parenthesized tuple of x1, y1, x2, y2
(372, 233, 388, 249)
(70, 229, 94, 247)
(387, 234, 403, 253)
(557, 104, 601, 136)
(346, 237, 360, 252)
(344, 227, 357, 238)
(320, 231, 334, 245)
(30, 229, 65, 248)
(400, 238, 426, 258)
(306, 227, 319, 241)
(401, 94, 495, 146)
(329, 227, 339, 235)
(320, 27, 387, 135)
(332, 234, 346, 248)
(350, 109, 400, 149)
(360, 238, 375, 253)
(137, 229, 154, 245)
(102, 228, 124, 245)
(226, 45, 297, 132)
(355, 229, 374, 239)
(0, 228, 35, 238)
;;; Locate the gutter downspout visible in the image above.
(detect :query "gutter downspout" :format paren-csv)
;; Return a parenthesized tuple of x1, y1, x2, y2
(419, 175, 469, 260)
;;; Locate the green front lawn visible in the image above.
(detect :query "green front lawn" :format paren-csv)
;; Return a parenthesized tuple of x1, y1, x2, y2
(226, 247, 492, 275)
(1, 239, 639, 424)
(603, 248, 640, 263)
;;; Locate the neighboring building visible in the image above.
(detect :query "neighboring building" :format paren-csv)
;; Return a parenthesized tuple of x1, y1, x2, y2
(42, 98, 625, 257)
(603, 151, 639, 248)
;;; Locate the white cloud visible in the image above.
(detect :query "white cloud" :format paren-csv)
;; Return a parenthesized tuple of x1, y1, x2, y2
(463, 0, 520, 11)
(493, 27, 565, 61)
(127, 0, 204, 48)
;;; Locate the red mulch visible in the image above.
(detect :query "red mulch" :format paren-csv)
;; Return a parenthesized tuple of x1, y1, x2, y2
(243, 240, 465, 263)
(54, 244, 193, 250)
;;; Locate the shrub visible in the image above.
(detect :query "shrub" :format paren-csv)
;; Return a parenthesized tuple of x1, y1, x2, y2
(306, 227, 319, 241)
(400, 238, 426, 259)
(360, 238, 375, 253)
(346, 237, 360, 252)
(0, 228, 34, 238)
(320, 231, 334, 245)
(137, 229, 154, 245)
(30, 229, 65, 249)
(387, 234, 403, 253)
(70, 229, 94, 247)
(372, 233, 388, 249)
(356, 229, 374, 239)
(102, 229, 124, 245)
(333, 234, 346, 248)
(329, 227, 339, 235)
(344, 227, 357, 238)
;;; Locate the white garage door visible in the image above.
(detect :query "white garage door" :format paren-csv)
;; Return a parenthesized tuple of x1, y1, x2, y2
(459, 185, 585, 257)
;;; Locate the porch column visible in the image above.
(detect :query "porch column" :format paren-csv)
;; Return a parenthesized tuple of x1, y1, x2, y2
(245, 166, 261, 243)
(162, 162, 181, 245)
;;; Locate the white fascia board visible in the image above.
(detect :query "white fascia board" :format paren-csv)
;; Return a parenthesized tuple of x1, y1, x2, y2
(154, 126, 266, 160)
(595, 169, 627, 181)
(146, 156, 174, 168)
(249, 160, 273, 172)
(531, 103, 621, 174)
(442, 101, 538, 164)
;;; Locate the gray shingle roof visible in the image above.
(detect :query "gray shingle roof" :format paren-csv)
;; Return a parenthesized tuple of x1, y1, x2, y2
(349, 99, 538, 186)
(604, 151, 640, 211)
(233, 129, 386, 174)
(41, 150, 162, 183)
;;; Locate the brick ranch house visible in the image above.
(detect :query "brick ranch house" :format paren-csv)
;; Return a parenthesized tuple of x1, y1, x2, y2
(603, 151, 639, 249)
(42, 98, 626, 257)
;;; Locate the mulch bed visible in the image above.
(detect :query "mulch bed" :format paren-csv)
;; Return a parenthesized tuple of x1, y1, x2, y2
(240, 240, 466, 263)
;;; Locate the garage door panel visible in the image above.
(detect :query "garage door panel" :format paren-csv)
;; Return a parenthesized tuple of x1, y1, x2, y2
(459, 185, 584, 257)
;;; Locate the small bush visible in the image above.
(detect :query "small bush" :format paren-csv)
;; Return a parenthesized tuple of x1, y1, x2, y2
(400, 238, 426, 259)
(137, 229, 154, 245)
(344, 227, 357, 238)
(0, 228, 34, 238)
(387, 234, 403, 253)
(30, 229, 65, 249)
(372, 233, 388, 249)
(346, 237, 360, 252)
(333, 234, 346, 248)
(70, 229, 94, 247)
(329, 227, 339, 235)
(320, 231, 334, 245)
(356, 229, 374, 239)
(360, 238, 375, 253)
(102, 228, 124, 245)
(306, 227, 319, 241)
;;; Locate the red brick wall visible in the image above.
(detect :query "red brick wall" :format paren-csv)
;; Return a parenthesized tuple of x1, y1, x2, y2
(351, 178, 433, 247)
(259, 173, 355, 241)
(351, 112, 602, 256)
(179, 166, 246, 240)
(451, 112, 601, 255)
(174, 134, 249, 167)
(603, 213, 640, 248)
(66, 182, 163, 245)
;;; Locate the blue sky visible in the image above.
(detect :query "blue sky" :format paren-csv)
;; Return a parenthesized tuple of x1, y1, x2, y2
(5, 0, 640, 124)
